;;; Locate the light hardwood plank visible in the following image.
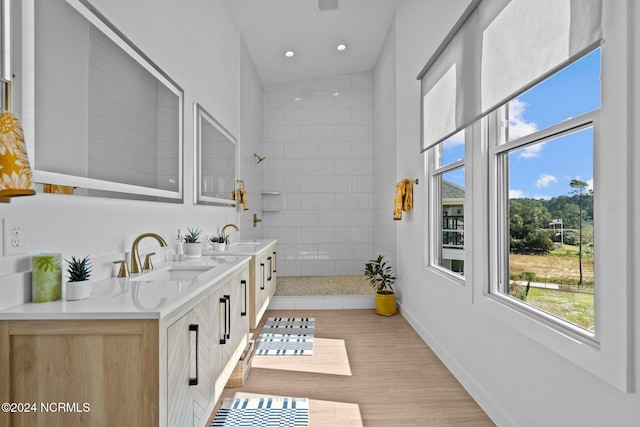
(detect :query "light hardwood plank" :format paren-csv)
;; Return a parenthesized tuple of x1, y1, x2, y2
(216, 309, 495, 426)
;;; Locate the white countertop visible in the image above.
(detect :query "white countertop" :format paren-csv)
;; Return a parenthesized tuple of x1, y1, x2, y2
(203, 238, 277, 257)
(0, 255, 251, 321)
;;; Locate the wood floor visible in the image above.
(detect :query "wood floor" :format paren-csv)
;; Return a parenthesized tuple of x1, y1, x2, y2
(217, 309, 495, 426)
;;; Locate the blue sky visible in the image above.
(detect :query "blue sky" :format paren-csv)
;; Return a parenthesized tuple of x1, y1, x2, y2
(442, 48, 600, 199)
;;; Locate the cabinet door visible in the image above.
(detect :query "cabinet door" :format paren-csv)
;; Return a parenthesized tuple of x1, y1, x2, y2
(167, 297, 213, 427)
(167, 313, 195, 427)
(191, 296, 213, 426)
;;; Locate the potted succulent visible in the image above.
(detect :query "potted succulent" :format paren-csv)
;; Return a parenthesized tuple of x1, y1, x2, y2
(364, 255, 397, 316)
(183, 227, 203, 258)
(209, 234, 226, 252)
(65, 255, 92, 301)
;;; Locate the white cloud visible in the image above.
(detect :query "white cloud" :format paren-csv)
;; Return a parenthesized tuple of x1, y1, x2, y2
(536, 173, 558, 188)
(519, 141, 546, 158)
(509, 99, 539, 138)
(509, 189, 525, 199)
(587, 178, 594, 192)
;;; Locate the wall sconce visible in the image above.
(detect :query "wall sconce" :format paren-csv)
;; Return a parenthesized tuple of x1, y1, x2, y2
(0, 78, 36, 203)
(253, 153, 266, 164)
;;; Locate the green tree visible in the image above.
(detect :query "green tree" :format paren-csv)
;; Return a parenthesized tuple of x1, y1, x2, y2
(569, 179, 588, 286)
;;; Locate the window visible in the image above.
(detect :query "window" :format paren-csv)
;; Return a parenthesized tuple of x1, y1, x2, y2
(490, 49, 600, 336)
(429, 130, 465, 277)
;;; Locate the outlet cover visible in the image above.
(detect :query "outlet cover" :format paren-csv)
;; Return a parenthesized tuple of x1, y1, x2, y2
(3, 218, 27, 256)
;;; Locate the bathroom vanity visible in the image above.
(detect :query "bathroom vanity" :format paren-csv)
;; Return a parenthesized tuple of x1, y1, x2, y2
(0, 256, 250, 427)
(204, 239, 277, 329)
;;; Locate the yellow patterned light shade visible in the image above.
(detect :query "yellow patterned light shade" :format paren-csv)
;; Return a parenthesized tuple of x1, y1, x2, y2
(0, 110, 36, 203)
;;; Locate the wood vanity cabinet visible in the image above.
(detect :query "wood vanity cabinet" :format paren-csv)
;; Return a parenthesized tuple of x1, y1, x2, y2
(249, 243, 277, 329)
(0, 265, 250, 427)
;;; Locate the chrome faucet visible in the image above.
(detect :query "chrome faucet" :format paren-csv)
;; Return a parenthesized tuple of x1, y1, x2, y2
(131, 233, 167, 274)
(221, 223, 239, 245)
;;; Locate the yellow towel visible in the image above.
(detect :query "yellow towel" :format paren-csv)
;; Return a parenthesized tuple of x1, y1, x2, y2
(393, 179, 414, 220)
(236, 188, 248, 211)
(403, 179, 413, 212)
(393, 180, 405, 220)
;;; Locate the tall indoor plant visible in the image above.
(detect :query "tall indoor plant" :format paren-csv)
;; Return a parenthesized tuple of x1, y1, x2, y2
(364, 255, 397, 316)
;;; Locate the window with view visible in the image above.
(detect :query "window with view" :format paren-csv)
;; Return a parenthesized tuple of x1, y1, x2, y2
(430, 130, 465, 277)
(491, 48, 600, 334)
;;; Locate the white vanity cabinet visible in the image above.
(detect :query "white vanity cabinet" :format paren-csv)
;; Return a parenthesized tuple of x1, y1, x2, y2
(0, 258, 250, 427)
(166, 267, 250, 427)
(249, 243, 278, 329)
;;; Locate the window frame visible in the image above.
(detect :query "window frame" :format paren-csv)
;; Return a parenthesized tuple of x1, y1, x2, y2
(427, 137, 466, 284)
(489, 110, 598, 343)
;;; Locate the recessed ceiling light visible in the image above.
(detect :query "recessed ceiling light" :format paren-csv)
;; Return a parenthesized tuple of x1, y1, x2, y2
(284, 50, 295, 58)
(336, 44, 347, 52)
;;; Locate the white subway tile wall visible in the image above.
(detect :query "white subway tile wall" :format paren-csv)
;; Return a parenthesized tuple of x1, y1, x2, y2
(263, 72, 374, 276)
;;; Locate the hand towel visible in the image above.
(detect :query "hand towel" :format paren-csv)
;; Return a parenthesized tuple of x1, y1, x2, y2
(402, 179, 413, 212)
(393, 180, 405, 220)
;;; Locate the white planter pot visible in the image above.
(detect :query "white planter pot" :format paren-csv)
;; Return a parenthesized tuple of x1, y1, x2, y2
(212, 242, 226, 252)
(66, 280, 92, 301)
(184, 242, 203, 258)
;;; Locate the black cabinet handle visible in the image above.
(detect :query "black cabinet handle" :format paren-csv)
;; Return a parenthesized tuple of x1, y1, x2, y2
(260, 263, 265, 290)
(189, 324, 199, 386)
(224, 294, 231, 339)
(219, 297, 227, 344)
(267, 256, 272, 281)
(273, 251, 277, 273)
(241, 279, 247, 316)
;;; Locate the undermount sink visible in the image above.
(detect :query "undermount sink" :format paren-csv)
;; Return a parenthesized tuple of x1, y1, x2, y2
(130, 265, 213, 282)
(229, 241, 262, 246)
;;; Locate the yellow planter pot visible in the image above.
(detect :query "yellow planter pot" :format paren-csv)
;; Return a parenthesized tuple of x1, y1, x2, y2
(375, 291, 397, 316)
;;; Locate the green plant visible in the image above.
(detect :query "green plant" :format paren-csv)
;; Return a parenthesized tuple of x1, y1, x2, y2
(363, 255, 396, 294)
(209, 234, 225, 244)
(65, 255, 92, 282)
(183, 227, 202, 243)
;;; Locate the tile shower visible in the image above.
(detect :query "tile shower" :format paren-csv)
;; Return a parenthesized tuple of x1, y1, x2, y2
(262, 72, 374, 282)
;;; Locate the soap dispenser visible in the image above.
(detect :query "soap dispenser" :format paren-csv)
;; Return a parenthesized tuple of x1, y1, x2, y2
(172, 229, 185, 261)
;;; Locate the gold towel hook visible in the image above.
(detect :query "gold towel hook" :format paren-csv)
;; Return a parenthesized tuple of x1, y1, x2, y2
(254, 153, 266, 164)
(236, 179, 245, 190)
(410, 179, 419, 185)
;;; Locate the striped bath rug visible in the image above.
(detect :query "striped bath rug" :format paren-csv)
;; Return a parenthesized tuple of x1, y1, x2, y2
(212, 397, 309, 427)
(255, 318, 315, 356)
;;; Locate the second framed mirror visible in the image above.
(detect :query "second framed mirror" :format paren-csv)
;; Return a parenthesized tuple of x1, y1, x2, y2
(194, 103, 237, 206)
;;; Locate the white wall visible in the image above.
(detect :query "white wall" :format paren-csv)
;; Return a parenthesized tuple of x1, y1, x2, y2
(372, 18, 397, 266)
(392, 1, 640, 426)
(262, 72, 373, 276)
(238, 38, 265, 239)
(0, 0, 257, 309)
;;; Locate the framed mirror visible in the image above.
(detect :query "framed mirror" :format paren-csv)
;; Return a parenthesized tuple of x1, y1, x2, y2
(17, 0, 184, 202)
(194, 103, 237, 206)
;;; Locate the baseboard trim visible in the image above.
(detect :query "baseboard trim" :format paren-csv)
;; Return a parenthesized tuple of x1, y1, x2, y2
(398, 301, 515, 427)
(269, 295, 375, 310)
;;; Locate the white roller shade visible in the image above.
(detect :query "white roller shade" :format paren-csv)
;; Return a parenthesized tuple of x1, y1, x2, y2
(419, 0, 602, 153)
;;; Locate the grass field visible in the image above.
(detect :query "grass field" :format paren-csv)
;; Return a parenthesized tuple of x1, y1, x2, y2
(510, 245, 594, 288)
(516, 286, 595, 331)
(509, 246, 595, 332)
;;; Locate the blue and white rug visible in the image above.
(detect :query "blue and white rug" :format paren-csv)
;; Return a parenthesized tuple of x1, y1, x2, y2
(255, 318, 315, 356)
(212, 397, 309, 427)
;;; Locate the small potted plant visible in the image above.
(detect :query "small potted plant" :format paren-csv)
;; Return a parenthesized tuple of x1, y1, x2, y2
(209, 234, 226, 252)
(183, 227, 203, 258)
(65, 255, 92, 301)
(364, 255, 397, 316)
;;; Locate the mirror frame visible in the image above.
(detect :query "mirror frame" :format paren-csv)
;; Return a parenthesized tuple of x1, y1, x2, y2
(20, 0, 184, 201)
(194, 102, 238, 207)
